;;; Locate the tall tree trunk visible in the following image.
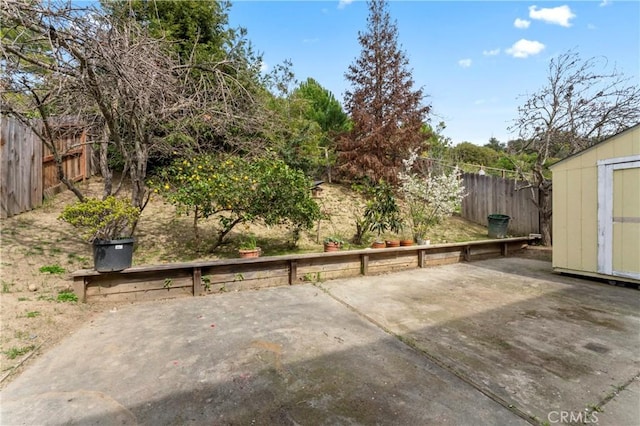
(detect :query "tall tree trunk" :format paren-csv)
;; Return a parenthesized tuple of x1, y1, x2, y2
(129, 135, 149, 211)
(99, 127, 113, 200)
(538, 180, 553, 246)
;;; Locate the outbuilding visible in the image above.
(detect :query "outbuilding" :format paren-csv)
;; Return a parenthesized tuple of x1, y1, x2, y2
(550, 124, 640, 284)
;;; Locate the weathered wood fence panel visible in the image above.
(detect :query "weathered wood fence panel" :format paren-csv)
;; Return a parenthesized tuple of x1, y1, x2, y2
(461, 173, 539, 236)
(1, 116, 43, 218)
(42, 124, 88, 198)
(1, 115, 91, 218)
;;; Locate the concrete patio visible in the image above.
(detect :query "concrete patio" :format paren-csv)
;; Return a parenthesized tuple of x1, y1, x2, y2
(1, 257, 638, 425)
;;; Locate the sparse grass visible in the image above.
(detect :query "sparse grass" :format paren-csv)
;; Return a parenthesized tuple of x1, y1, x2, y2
(49, 247, 62, 255)
(13, 330, 29, 339)
(17, 297, 30, 302)
(25, 311, 40, 318)
(67, 253, 89, 264)
(39, 264, 66, 274)
(1, 280, 12, 293)
(3, 345, 36, 360)
(36, 294, 55, 302)
(56, 291, 78, 303)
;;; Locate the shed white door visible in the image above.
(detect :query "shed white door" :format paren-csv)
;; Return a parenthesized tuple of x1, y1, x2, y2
(598, 156, 640, 280)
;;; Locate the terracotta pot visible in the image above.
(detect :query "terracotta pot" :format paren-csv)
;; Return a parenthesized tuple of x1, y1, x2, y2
(323, 242, 340, 252)
(399, 239, 414, 246)
(385, 240, 400, 248)
(371, 241, 386, 249)
(239, 248, 260, 258)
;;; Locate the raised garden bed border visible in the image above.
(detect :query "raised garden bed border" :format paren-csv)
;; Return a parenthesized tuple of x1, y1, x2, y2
(71, 237, 535, 303)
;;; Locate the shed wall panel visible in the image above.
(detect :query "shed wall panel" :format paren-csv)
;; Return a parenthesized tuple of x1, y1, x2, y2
(551, 124, 640, 281)
(552, 169, 568, 269)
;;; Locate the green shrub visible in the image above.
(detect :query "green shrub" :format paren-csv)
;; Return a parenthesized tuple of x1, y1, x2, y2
(59, 196, 140, 242)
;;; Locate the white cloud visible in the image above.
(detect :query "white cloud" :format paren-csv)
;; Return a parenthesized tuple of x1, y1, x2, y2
(599, 0, 611, 6)
(338, 0, 353, 9)
(529, 5, 576, 27)
(506, 39, 545, 58)
(514, 18, 531, 29)
(483, 48, 500, 56)
(259, 61, 269, 73)
(587, 23, 597, 30)
(458, 59, 472, 68)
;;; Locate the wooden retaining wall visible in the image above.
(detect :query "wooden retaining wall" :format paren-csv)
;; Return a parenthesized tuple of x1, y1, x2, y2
(71, 237, 533, 303)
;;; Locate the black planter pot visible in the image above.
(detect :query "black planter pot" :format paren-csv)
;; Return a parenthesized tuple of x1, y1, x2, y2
(92, 238, 134, 272)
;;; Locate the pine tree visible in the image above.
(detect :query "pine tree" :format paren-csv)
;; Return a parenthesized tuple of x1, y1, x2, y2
(337, 0, 430, 183)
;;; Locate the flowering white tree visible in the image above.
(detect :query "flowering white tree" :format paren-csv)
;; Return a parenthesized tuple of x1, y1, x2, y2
(398, 151, 466, 240)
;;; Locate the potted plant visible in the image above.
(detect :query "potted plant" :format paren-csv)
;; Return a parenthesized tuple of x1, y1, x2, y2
(238, 234, 261, 258)
(364, 182, 403, 248)
(59, 196, 140, 272)
(323, 236, 344, 252)
(400, 234, 414, 246)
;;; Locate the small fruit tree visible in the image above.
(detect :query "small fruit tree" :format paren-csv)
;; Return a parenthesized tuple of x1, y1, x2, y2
(152, 154, 320, 249)
(398, 151, 466, 241)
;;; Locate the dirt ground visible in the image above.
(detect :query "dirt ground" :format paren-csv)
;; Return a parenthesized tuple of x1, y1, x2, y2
(0, 177, 543, 388)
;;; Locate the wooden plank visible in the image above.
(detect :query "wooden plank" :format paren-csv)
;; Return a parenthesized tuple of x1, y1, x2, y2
(361, 253, 369, 275)
(296, 264, 361, 284)
(289, 260, 297, 285)
(87, 286, 193, 302)
(85, 271, 192, 296)
(73, 277, 87, 303)
(86, 279, 192, 296)
(418, 249, 426, 268)
(193, 267, 202, 296)
(200, 265, 289, 285)
(297, 257, 361, 272)
(463, 245, 471, 262)
(205, 275, 290, 294)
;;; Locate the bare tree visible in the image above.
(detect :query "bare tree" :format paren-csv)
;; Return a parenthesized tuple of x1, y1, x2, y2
(510, 50, 640, 246)
(1, 0, 265, 209)
(338, 0, 430, 183)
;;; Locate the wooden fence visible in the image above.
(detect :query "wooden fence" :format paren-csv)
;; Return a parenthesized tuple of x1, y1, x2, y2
(1, 115, 90, 218)
(461, 173, 539, 236)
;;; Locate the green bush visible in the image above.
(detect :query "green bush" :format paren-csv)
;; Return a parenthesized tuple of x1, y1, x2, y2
(59, 196, 140, 242)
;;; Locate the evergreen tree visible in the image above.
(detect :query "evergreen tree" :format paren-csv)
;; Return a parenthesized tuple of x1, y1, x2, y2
(337, 0, 430, 183)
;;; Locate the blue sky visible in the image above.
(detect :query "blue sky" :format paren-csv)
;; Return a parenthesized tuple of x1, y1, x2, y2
(228, 1, 640, 146)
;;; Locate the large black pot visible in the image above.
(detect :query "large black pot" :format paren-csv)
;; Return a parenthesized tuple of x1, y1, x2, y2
(92, 238, 134, 272)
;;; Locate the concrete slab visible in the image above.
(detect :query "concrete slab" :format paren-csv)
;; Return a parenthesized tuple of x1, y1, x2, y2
(322, 257, 640, 425)
(1, 285, 526, 425)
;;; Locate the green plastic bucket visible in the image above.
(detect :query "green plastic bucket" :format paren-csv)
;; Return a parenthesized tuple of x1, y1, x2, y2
(487, 214, 510, 239)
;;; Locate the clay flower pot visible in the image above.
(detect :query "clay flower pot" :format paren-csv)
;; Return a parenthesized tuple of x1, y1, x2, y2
(239, 248, 261, 258)
(323, 242, 341, 252)
(399, 239, 414, 246)
(371, 241, 386, 249)
(385, 240, 400, 248)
